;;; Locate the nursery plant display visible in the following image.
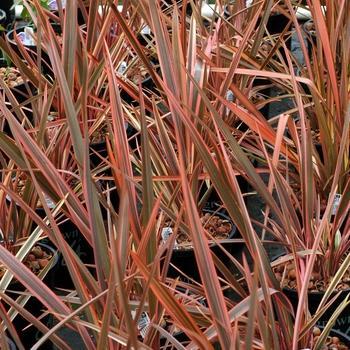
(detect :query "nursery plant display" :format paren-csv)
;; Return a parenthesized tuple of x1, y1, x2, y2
(256, 0, 350, 338)
(176, 211, 233, 248)
(162, 208, 238, 282)
(0, 165, 60, 348)
(0, 1, 347, 350)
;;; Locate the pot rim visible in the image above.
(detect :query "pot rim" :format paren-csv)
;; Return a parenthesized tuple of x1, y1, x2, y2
(0, 9, 6, 20)
(0, 241, 58, 287)
(272, 252, 350, 296)
(0, 61, 26, 88)
(6, 23, 61, 48)
(6, 25, 37, 48)
(171, 208, 237, 254)
(318, 326, 350, 346)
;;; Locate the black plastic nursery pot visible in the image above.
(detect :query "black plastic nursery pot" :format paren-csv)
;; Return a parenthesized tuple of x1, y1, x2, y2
(90, 123, 139, 167)
(166, 209, 238, 283)
(298, 22, 316, 94)
(250, 13, 292, 120)
(90, 140, 109, 170)
(50, 220, 95, 290)
(6, 243, 58, 350)
(266, 12, 292, 56)
(114, 52, 159, 105)
(198, 176, 249, 209)
(90, 122, 139, 169)
(284, 287, 350, 338)
(0, 9, 6, 26)
(58, 225, 93, 289)
(251, 77, 272, 119)
(137, 29, 153, 48)
(273, 254, 350, 338)
(0, 86, 36, 141)
(158, 287, 195, 348)
(318, 326, 350, 348)
(90, 130, 140, 220)
(96, 178, 120, 221)
(34, 208, 95, 291)
(98, 79, 137, 106)
(119, 72, 158, 107)
(265, 13, 290, 37)
(260, 12, 292, 64)
(315, 142, 324, 163)
(6, 26, 37, 58)
(89, 140, 116, 215)
(6, 24, 61, 77)
(0, 0, 13, 25)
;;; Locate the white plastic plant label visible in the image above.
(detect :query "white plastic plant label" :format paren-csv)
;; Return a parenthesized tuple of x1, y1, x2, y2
(226, 90, 234, 102)
(331, 194, 342, 215)
(161, 227, 179, 249)
(20, 27, 35, 46)
(137, 311, 150, 339)
(226, 89, 234, 115)
(131, 311, 150, 339)
(161, 227, 173, 243)
(48, 0, 67, 10)
(117, 61, 127, 75)
(44, 194, 55, 209)
(141, 25, 151, 35)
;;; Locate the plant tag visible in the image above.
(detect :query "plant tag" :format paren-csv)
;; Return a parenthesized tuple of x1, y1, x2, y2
(130, 311, 151, 338)
(44, 194, 55, 209)
(141, 25, 151, 35)
(226, 90, 234, 102)
(226, 89, 234, 115)
(161, 227, 173, 243)
(137, 312, 151, 339)
(331, 194, 342, 215)
(23, 27, 35, 46)
(161, 227, 179, 248)
(48, 0, 67, 10)
(117, 61, 127, 74)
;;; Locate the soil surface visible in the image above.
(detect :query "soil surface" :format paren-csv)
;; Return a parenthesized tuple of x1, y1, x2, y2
(312, 327, 349, 350)
(0, 67, 23, 88)
(274, 261, 350, 293)
(0, 245, 53, 278)
(164, 211, 232, 250)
